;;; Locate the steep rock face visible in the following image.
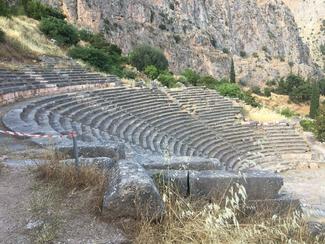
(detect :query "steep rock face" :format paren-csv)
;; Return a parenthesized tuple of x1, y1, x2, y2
(282, 0, 325, 68)
(46, 0, 315, 84)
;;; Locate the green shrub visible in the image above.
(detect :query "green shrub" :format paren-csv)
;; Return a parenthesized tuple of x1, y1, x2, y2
(239, 51, 247, 58)
(274, 75, 311, 103)
(280, 107, 296, 118)
(289, 83, 311, 103)
(198, 75, 219, 89)
(222, 48, 229, 54)
(25, 0, 65, 20)
(266, 79, 276, 87)
(144, 65, 159, 80)
(181, 69, 200, 86)
(251, 86, 262, 95)
(68, 46, 123, 76)
(320, 44, 325, 55)
(216, 83, 242, 98)
(122, 68, 137, 79)
(263, 87, 272, 97)
(241, 91, 261, 108)
(158, 71, 176, 88)
(0, 0, 10, 16)
(40, 17, 79, 46)
(300, 119, 315, 132)
(129, 45, 168, 71)
(89, 33, 122, 55)
(78, 29, 94, 42)
(0, 28, 5, 43)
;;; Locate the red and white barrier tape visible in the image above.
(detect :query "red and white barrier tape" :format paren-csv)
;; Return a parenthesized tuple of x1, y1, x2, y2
(0, 129, 77, 139)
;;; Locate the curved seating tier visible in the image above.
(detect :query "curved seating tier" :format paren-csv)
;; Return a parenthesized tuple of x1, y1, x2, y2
(0, 66, 118, 104)
(3, 85, 312, 172)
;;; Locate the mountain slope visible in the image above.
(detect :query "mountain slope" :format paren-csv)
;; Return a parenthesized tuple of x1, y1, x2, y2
(44, 0, 318, 84)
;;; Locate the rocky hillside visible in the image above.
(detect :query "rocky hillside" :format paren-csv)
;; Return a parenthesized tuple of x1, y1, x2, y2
(43, 0, 319, 85)
(282, 0, 325, 69)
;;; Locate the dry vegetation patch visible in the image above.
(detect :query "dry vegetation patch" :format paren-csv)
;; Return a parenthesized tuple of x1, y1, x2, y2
(0, 16, 64, 63)
(134, 185, 322, 243)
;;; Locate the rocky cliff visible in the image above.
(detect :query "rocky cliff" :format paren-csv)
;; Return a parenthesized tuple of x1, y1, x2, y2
(45, 0, 319, 85)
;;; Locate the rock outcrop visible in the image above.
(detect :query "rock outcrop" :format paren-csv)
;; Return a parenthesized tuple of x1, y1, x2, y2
(44, 0, 318, 84)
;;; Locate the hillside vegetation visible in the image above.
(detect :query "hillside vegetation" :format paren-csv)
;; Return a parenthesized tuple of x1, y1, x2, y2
(0, 16, 64, 63)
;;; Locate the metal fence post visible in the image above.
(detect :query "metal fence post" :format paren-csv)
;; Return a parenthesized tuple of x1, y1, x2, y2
(71, 132, 79, 174)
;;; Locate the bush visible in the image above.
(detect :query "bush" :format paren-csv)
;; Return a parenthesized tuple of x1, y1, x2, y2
(122, 68, 137, 79)
(0, 0, 10, 16)
(280, 107, 296, 118)
(129, 45, 168, 71)
(239, 50, 247, 58)
(158, 71, 176, 88)
(181, 69, 201, 86)
(78, 29, 94, 42)
(198, 75, 219, 89)
(251, 86, 262, 95)
(216, 83, 242, 98)
(300, 119, 315, 132)
(40, 17, 79, 46)
(289, 83, 311, 103)
(144, 65, 159, 80)
(266, 79, 276, 87)
(241, 91, 261, 108)
(89, 33, 122, 55)
(0, 28, 5, 43)
(274, 75, 312, 103)
(264, 87, 272, 97)
(68, 46, 123, 76)
(222, 48, 229, 54)
(25, 0, 65, 20)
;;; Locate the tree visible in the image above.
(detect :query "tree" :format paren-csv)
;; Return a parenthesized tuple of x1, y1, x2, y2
(230, 58, 236, 83)
(315, 105, 325, 142)
(129, 45, 168, 71)
(309, 80, 320, 118)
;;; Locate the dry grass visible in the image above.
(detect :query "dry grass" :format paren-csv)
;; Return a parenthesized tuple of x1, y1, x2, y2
(243, 105, 287, 122)
(0, 16, 64, 60)
(253, 93, 312, 116)
(134, 184, 321, 243)
(34, 150, 107, 213)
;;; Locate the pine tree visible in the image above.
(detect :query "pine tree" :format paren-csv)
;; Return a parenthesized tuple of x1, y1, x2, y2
(309, 80, 320, 119)
(230, 58, 236, 83)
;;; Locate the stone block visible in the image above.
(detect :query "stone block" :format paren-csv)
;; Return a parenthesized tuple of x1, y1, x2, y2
(142, 156, 221, 171)
(56, 143, 125, 160)
(149, 169, 189, 196)
(102, 160, 164, 220)
(189, 170, 283, 200)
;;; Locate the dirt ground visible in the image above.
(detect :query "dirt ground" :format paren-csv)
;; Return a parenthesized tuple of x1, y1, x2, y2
(281, 165, 325, 223)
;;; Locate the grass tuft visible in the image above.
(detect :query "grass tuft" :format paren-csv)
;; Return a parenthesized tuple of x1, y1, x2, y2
(34, 150, 107, 213)
(134, 184, 320, 243)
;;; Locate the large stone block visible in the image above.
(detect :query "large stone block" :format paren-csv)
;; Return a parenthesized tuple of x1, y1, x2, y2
(149, 169, 189, 196)
(60, 157, 115, 170)
(56, 143, 125, 160)
(102, 160, 164, 220)
(142, 156, 221, 171)
(189, 170, 283, 200)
